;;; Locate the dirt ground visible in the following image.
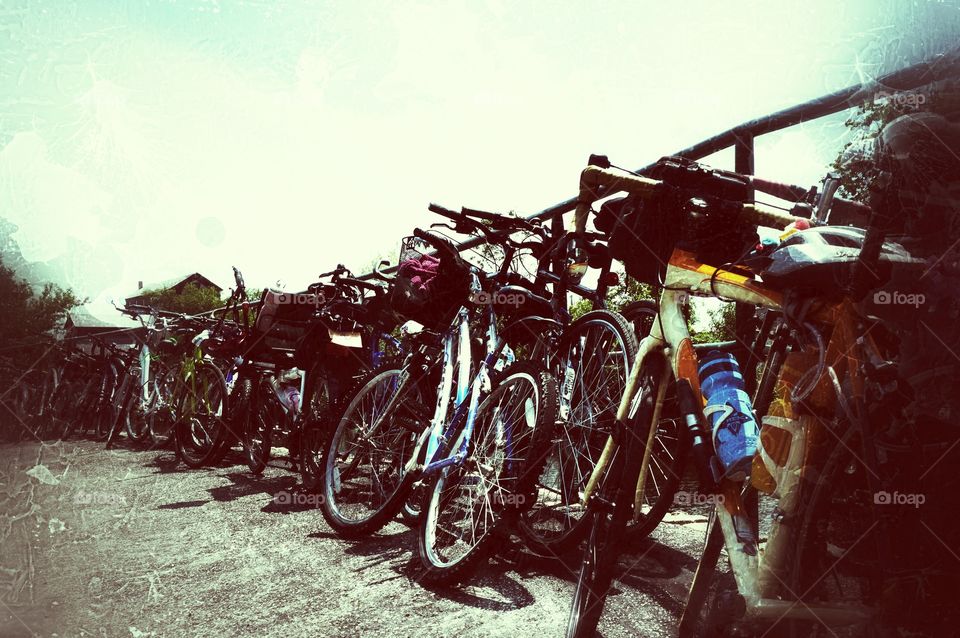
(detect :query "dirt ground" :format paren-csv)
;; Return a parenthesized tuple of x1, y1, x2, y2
(0, 439, 711, 638)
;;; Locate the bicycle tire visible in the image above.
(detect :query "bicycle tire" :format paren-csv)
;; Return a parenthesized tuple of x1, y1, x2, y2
(242, 377, 272, 475)
(566, 360, 662, 638)
(621, 300, 689, 542)
(417, 361, 558, 585)
(148, 366, 180, 447)
(175, 362, 229, 468)
(92, 365, 119, 441)
(521, 309, 638, 555)
(126, 365, 152, 443)
(318, 361, 425, 538)
(300, 372, 333, 492)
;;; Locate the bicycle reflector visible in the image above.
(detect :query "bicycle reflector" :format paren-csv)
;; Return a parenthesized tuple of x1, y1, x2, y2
(599, 271, 619, 287)
(566, 261, 588, 281)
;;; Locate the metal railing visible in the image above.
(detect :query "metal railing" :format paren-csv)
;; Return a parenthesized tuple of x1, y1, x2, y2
(360, 46, 960, 279)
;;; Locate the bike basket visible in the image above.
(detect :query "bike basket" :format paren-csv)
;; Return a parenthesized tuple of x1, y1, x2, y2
(389, 235, 471, 329)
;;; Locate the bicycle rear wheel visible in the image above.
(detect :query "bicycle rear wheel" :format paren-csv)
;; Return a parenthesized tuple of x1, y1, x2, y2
(522, 309, 637, 555)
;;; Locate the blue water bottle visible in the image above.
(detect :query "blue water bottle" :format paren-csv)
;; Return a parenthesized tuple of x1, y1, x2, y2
(698, 351, 759, 481)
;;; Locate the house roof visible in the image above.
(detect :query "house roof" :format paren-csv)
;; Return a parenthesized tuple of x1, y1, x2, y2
(129, 272, 223, 296)
(66, 305, 142, 330)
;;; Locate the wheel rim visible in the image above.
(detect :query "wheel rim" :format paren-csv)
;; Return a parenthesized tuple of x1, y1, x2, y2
(324, 369, 418, 525)
(423, 372, 538, 568)
(179, 367, 225, 459)
(527, 320, 630, 543)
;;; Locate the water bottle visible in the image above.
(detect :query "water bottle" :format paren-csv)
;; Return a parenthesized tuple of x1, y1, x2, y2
(698, 351, 759, 481)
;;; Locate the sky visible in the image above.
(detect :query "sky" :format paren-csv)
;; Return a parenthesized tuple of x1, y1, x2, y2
(1, 0, 959, 316)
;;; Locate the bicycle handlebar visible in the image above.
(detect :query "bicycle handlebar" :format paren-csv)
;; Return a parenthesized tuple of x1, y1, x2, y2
(339, 276, 385, 294)
(575, 163, 870, 234)
(576, 165, 805, 232)
(412, 227, 462, 262)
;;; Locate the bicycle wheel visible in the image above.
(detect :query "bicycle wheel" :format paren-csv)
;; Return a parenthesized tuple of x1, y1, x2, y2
(148, 366, 180, 446)
(175, 362, 229, 468)
(300, 373, 333, 492)
(319, 361, 426, 537)
(124, 365, 152, 443)
(92, 365, 119, 441)
(521, 309, 638, 555)
(566, 360, 662, 638)
(105, 373, 138, 448)
(241, 377, 272, 475)
(57, 375, 94, 439)
(418, 361, 558, 584)
(34, 367, 60, 438)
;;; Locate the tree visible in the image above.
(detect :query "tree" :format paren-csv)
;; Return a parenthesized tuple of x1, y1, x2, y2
(135, 283, 223, 315)
(691, 302, 736, 344)
(832, 85, 960, 202)
(0, 257, 81, 363)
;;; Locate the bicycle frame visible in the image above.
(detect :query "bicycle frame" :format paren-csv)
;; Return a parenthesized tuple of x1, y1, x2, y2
(585, 247, 878, 626)
(420, 303, 506, 474)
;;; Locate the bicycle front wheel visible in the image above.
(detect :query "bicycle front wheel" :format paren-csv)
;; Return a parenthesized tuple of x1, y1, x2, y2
(147, 367, 180, 447)
(418, 361, 558, 585)
(175, 362, 229, 468)
(566, 360, 662, 638)
(319, 362, 425, 537)
(240, 377, 273, 474)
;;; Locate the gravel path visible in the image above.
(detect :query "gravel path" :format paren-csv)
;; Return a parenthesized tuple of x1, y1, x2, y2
(0, 440, 711, 638)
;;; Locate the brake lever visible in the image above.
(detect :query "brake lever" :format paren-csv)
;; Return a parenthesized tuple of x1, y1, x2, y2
(430, 222, 458, 232)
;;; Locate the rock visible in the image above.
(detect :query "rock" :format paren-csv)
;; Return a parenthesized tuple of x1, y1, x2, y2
(26, 463, 60, 485)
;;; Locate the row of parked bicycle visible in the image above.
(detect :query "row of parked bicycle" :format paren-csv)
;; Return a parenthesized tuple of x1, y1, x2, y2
(10, 151, 955, 636)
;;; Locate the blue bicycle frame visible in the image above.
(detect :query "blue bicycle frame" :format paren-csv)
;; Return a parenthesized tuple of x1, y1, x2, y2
(419, 279, 515, 476)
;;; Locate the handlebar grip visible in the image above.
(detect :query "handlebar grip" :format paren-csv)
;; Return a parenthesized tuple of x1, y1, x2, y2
(427, 203, 463, 222)
(741, 204, 803, 230)
(460, 206, 502, 223)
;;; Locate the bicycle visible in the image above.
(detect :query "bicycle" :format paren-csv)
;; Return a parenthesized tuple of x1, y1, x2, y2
(317, 213, 559, 584)
(233, 265, 399, 476)
(560, 154, 932, 637)
(427, 202, 681, 556)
